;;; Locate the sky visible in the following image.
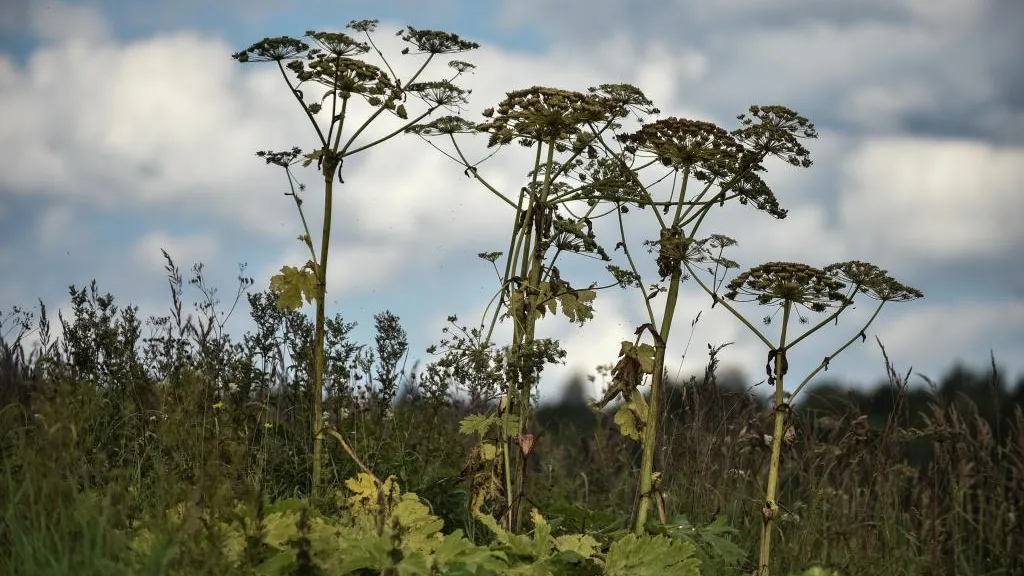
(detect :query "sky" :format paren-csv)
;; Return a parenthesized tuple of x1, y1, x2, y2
(0, 0, 1022, 403)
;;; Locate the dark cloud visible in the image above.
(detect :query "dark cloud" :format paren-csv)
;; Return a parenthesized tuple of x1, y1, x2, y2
(498, 0, 1024, 145)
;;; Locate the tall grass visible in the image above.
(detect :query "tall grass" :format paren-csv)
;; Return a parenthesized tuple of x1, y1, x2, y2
(0, 269, 1020, 574)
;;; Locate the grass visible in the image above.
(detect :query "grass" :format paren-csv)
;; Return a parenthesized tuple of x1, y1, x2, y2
(0, 275, 1020, 575)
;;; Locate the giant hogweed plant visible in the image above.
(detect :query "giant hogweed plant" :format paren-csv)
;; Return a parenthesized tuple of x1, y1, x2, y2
(583, 106, 818, 535)
(704, 261, 921, 574)
(592, 107, 922, 571)
(409, 85, 658, 532)
(232, 21, 479, 501)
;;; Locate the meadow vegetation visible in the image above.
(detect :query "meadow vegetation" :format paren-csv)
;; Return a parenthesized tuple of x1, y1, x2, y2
(1, 19, 1021, 576)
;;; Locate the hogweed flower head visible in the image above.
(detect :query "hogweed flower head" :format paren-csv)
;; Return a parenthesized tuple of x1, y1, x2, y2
(725, 261, 848, 313)
(477, 87, 617, 149)
(304, 30, 370, 57)
(288, 56, 393, 100)
(232, 36, 309, 63)
(617, 117, 742, 177)
(398, 26, 480, 54)
(732, 105, 817, 169)
(730, 169, 787, 219)
(588, 83, 660, 121)
(824, 260, 923, 302)
(406, 115, 478, 136)
(407, 81, 469, 108)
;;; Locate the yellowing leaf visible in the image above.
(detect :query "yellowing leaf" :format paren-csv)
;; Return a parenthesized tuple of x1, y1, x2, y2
(269, 264, 319, 311)
(554, 533, 601, 559)
(634, 343, 657, 374)
(479, 442, 498, 461)
(557, 289, 596, 325)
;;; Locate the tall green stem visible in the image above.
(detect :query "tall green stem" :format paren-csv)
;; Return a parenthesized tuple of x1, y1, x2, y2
(758, 300, 792, 575)
(633, 266, 682, 533)
(311, 153, 339, 502)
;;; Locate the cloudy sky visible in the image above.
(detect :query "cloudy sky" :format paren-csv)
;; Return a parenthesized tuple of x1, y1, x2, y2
(1, 0, 1022, 402)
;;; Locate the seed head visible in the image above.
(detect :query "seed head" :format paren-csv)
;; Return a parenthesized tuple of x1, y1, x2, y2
(730, 170, 787, 219)
(588, 83, 660, 119)
(406, 115, 478, 136)
(824, 261, 923, 302)
(725, 262, 848, 312)
(288, 56, 392, 99)
(232, 36, 309, 63)
(618, 118, 743, 175)
(407, 80, 469, 108)
(304, 30, 370, 57)
(732, 105, 817, 168)
(398, 27, 480, 54)
(477, 87, 612, 149)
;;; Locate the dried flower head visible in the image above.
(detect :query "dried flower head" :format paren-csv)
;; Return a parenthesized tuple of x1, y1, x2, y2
(589, 83, 660, 120)
(398, 27, 480, 54)
(824, 261, 924, 302)
(732, 105, 817, 168)
(304, 30, 370, 57)
(407, 80, 468, 108)
(348, 19, 379, 33)
(406, 115, 479, 136)
(617, 118, 743, 176)
(725, 262, 848, 312)
(477, 86, 612, 149)
(730, 170, 787, 219)
(232, 36, 309, 63)
(287, 56, 392, 99)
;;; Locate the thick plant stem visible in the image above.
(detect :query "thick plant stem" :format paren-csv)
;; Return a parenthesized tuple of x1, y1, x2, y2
(758, 301, 792, 575)
(311, 159, 337, 502)
(633, 267, 682, 533)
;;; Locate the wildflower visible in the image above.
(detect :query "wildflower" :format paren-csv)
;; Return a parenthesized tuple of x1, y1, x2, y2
(824, 260, 923, 302)
(725, 261, 848, 313)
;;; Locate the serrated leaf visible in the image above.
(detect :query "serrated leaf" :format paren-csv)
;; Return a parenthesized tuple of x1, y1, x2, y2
(459, 414, 496, 437)
(396, 104, 408, 119)
(479, 442, 498, 461)
(557, 289, 596, 325)
(433, 530, 509, 572)
(502, 413, 521, 437)
(613, 389, 650, 441)
(634, 343, 656, 374)
(262, 509, 302, 549)
(604, 533, 701, 576)
(554, 533, 600, 559)
(614, 404, 642, 441)
(269, 264, 318, 311)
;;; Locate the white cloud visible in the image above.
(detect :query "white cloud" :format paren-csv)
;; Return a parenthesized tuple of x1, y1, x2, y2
(839, 137, 1024, 262)
(29, 0, 111, 43)
(3, 0, 1022, 398)
(873, 299, 1024, 378)
(132, 230, 221, 275)
(34, 203, 78, 252)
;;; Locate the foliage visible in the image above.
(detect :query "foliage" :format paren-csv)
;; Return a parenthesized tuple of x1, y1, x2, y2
(2, 14, 1021, 576)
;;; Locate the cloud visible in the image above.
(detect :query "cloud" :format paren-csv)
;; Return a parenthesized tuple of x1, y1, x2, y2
(2, 0, 1022, 396)
(34, 203, 79, 253)
(29, 0, 111, 43)
(497, 0, 1024, 144)
(874, 299, 1024, 379)
(839, 137, 1024, 263)
(132, 230, 221, 275)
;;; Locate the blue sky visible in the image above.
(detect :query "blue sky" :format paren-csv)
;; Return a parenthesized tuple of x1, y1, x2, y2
(1, 0, 1022, 402)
